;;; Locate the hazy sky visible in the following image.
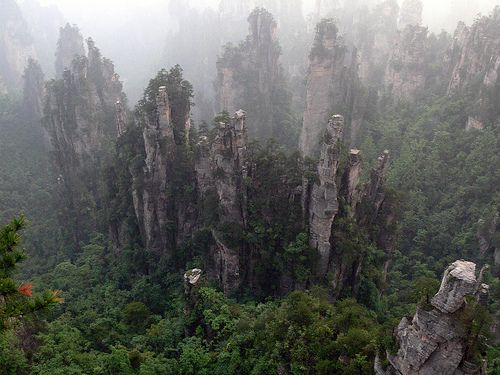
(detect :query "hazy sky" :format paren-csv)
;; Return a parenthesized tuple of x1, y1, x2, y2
(33, 0, 500, 32)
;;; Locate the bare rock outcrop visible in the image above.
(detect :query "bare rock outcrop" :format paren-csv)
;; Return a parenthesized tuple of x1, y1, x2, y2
(212, 110, 248, 226)
(299, 20, 359, 156)
(193, 110, 249, 295)
(356, 150, 390, 226)
(307, 115, 344, 277)
(344, 149, 362, 213)
(184, 268, 202, 322)
(386, 260, 489, 375)
(45, 37, 124, 161)
(446, 8, 500, 129)
(384, 25, 429, 100)
(44, 36, 125, 250)
(134, 85, 176, 261)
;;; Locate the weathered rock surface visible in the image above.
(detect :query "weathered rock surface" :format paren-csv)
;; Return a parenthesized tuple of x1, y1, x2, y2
(446, 8, 500, 129)
(344, 149, 362, 213)
(212, 110, 248, 226)
(44, 36, 125, 249)
(134, 85, 176, 260)
(196, 110, 249, 294)
(384, 25, 429, 100)
(184, 268, 202, 322)
(356, 150, 390, 226)
(477, 213, 498, 263)
(431, 261, 479, 314)
(307, 115, 344, 277)
(184, 268, 203, 288)
(386, 260, 488, 375)
(45, 37, 124, 160)
(299, 20, 359, 156)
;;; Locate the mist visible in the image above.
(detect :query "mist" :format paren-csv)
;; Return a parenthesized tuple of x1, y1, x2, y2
(1, 0, 499, 372)
(25, 0, 499, 103)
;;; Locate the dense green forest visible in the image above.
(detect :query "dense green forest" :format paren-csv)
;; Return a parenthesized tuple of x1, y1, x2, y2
(0, 1, 499, 374)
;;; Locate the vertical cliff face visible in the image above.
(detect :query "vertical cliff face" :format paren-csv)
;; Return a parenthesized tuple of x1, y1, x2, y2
(307, 115, 344, 277)
(130, 67, 194, 263)
(356, 150, 391, 226)
(196, 110, 248, 295)
(44, 36, 125, 250)
(446, 8, 500, 129)
(22, 58, 45, 124)
(212, 110, 248, 226)
(384, 25, 429, 100)
(54, 24, 85, 78)
(135, 86, 176, 261)
(299, 20, 359, 157)
(0, 0, 36, 93)
(45, 37, 124, 159)
(303, 113, 397, 290)
(385, 260, 489, 375)
(398, 0, 423, 29)
(216, 8, 293, 144)
(344, 149, 362, 213)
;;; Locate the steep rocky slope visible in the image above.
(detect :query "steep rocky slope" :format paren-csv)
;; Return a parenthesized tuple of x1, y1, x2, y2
(446, 7, 500, 130)
(299, 19, 360, 156)
(380, 260, 490, 375)
(43, 32, 125, 250)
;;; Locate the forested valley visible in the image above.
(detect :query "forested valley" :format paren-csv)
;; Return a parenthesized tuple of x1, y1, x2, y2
(0, 0, 499, 374)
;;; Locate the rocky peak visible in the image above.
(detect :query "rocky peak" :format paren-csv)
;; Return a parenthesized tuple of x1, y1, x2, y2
(398, 0, 423, 29)
(385, 260, 489, 375)
(300, 19, 358, 157)
(447, 8, 500, 94)
(446, 7, 500, 129)
(248, 7, 277, 48)
(344, 148, 362, 213)
(125, 67, 195, 264)
(44, 35, 125, 250)
(307, 114, 344, 277)
(54, 23, 85, 78)
(184, 268, 202, 320)
(431, 261, 481, 314)
(134, 85, 179, 261)
(212, 110, 248, 226)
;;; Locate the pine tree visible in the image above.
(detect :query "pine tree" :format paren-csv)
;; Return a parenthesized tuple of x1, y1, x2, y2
(0, 216, 62, 333)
